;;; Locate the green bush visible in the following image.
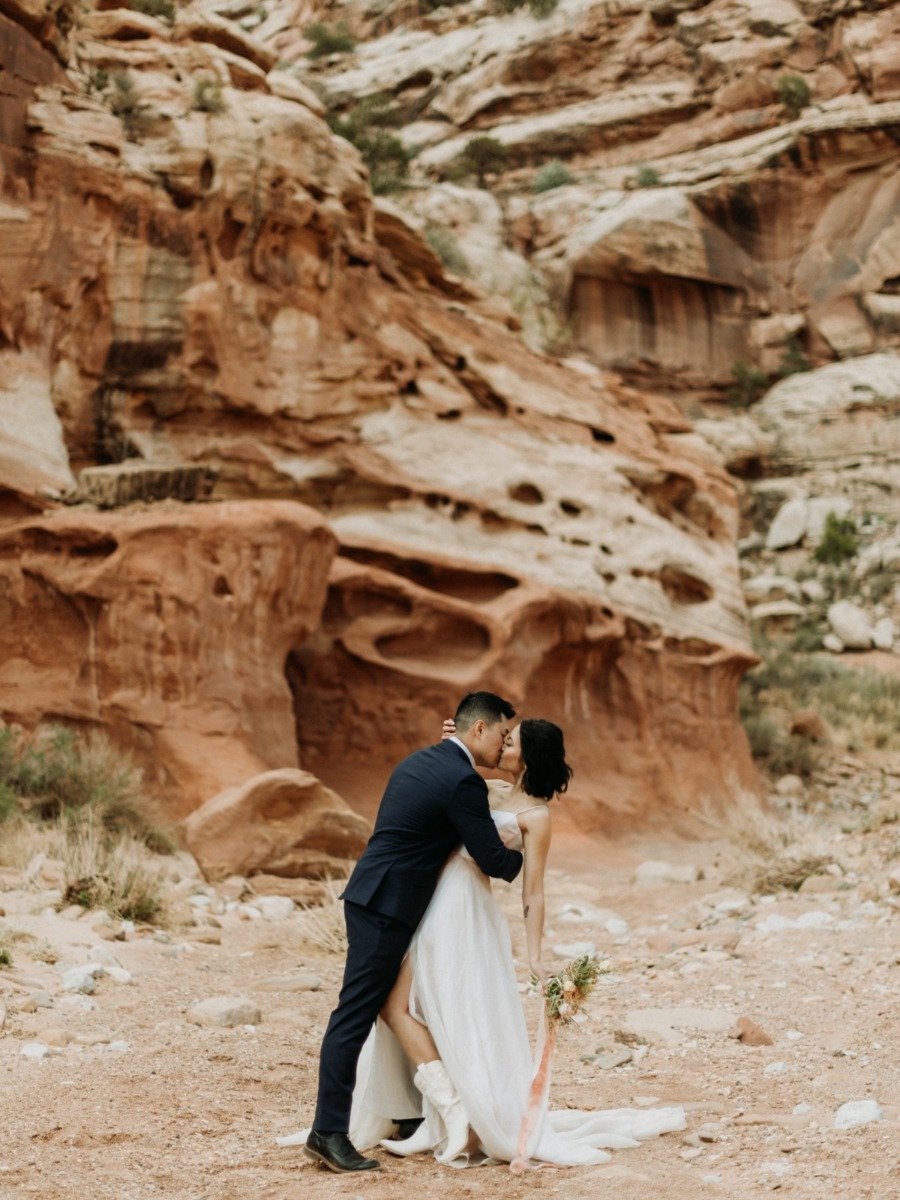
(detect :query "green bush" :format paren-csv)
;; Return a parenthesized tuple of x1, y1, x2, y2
(193, 78, 227, 114)
(127, 0, 175, 23)
(727, 360, 770, 407)
(328, 95, 412, 193)
(305, 21, 356, 59)
(85, 68, 110, 97)
(533, 160, 573, 193)
(0, 724, 172, 848)
(107, 72, 153, 141)
(777, 332, 810, 377)
(459, 136, 508, 188)
(741, 639, 900, 771)
(494, 0, 559, 15)
(635, 165, 661, 187)
(777, 74, 811, 118)
(813, 513, 858, 566)
(425, 226, 469, 275)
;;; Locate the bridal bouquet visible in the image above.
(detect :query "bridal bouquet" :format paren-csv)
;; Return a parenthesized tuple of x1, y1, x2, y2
(512, 955, 610, 1173)
(537, 954, 610, 1027)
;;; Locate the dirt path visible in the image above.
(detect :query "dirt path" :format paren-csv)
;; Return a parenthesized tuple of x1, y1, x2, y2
(2, 774, 899, 1200)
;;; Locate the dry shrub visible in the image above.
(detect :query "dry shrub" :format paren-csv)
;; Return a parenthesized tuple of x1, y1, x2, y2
(61, 819, 169, 924)
(747, 853, 837, 895)
(294, 877, 348, 954)
(0, 812, 57, 870)
(699, 788, 836, 893)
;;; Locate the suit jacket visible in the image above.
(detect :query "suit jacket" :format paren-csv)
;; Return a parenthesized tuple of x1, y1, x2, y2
(342, 740, 523, 930)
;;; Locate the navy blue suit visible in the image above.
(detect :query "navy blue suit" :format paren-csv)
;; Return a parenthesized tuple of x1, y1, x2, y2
(313, 740, 523, 1132)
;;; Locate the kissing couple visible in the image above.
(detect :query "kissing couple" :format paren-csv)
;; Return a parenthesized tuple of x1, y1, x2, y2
(282, 690, 684, 1171)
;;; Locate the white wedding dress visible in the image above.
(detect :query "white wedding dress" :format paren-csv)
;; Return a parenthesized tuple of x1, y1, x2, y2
(281, 808, 685, 1168)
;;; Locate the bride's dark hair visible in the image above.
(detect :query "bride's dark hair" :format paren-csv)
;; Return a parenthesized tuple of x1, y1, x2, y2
(520, 719, 572, 800)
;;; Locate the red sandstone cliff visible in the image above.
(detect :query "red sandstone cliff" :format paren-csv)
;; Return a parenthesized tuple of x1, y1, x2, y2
(0, 0, 767, 831)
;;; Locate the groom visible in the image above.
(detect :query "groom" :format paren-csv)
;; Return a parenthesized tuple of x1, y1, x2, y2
(305, 691, 524, 1173)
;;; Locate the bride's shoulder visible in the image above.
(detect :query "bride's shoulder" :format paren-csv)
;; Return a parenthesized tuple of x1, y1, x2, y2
(487, 780, 513, 808)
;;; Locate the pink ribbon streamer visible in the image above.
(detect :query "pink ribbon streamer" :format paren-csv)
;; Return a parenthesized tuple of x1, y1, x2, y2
(510, 1001, 557, 1174)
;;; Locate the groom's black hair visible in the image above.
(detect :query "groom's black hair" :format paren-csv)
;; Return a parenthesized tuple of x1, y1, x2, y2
(454, 691, 516, 731)
(521, 719, 573, 800)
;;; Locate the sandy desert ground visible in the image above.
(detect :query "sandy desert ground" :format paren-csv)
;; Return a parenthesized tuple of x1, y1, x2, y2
(2, 759, 900, 1200)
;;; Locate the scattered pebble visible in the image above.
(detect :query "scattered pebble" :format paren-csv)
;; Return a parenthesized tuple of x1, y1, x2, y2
(186, 996, 261, 1028)
(833, 1100, 884, 1130)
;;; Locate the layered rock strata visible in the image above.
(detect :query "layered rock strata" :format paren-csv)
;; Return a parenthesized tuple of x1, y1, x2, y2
(0, 0, 761, 831)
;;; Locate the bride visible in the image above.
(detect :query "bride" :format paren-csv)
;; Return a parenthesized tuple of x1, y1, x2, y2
(300, 717, 685, 1169)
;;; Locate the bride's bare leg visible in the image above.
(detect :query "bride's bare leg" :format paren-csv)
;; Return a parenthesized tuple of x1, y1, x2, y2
(380, 957, 440, 1067)
(381, 959, 474, 1160)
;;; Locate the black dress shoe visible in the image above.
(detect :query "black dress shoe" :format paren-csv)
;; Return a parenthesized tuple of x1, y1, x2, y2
(304, 1129, 381, 1173)
(394, 1117, 424, 1141)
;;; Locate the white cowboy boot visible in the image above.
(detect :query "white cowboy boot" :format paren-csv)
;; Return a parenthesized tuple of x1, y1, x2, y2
(410, 1060, 470, 1161)
(380, 1118, 435, 1157)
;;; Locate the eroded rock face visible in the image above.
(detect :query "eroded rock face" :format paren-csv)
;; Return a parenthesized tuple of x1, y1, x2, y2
(0, 0, 762, 832)
(0, 502, 336, 815)
(183, 768, 372, 881)
(302, 0, 900, 382)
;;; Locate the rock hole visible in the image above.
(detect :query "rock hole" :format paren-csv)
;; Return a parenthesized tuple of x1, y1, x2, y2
(509, 483, 544, 505)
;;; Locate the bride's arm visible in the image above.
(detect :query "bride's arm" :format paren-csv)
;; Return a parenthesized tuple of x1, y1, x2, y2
(519, 807, 552, 983)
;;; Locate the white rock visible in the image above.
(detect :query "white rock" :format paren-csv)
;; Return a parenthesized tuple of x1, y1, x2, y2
(774, 774, 804, 796)
(58, 993, 97, 1012)
(557, 904, 629, 938)
(750, 599, 805, 628)
(794, 911, 834, 929)
(823, 632, 844, 653)
(793, 1103, 813, 1115)
(251, 896, 296, 921)
(61, 963, 105, 994)
(623, 1005, 735, 1045)
(186, 996, 262, 1028)
(755, 914, 797, 934)
(743, 573, 802, 604)
(872, 617, 895, 650)
(766, 498, 808, 550)
(857, 540, 900, 576)
(833, 1100, 884, 1130)
(106, 966, 133, 985)
(256, 973, 321, 993)
(827, 600, 873, 650)
(634, 860, 699, 886)
(800, 579, 826, 602)
(21, 1042, 50, 1059)
(551, 941, 597, 959)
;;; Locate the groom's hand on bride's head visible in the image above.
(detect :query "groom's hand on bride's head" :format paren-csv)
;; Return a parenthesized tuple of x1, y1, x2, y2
(441, 719, 456, 740)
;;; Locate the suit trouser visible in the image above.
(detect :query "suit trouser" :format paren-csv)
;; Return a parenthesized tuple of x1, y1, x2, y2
(313, 900, 415, 1133)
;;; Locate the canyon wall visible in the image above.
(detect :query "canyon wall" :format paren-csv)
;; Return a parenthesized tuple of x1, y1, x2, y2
(0, 0, 766, 831)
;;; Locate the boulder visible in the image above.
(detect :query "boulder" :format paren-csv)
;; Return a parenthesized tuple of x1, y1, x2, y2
(183, 768, 372, 882)
(872, 617, 895, 651)
(827, 600, 873, 650)
(766, 498, 809, 550)
(743, 574, 802, 604)
(749, 599, 805, 633)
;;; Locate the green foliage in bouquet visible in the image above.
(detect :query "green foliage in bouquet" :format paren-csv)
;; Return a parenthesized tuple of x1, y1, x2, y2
(541, 954, 609, 1026)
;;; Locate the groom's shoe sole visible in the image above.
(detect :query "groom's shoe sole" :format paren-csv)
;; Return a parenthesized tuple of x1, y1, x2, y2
(303, 1139, 381, 1173)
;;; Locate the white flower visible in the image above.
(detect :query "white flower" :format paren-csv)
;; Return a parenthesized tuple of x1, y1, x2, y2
(562, 980, 577, 995)
(557, 1001, 573, 1017)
